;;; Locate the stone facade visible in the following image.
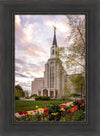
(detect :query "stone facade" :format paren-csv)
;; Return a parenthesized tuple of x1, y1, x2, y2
(31, 78, 44, 95)
(31, 27, 67, 98)
(31, 27, 85, 98)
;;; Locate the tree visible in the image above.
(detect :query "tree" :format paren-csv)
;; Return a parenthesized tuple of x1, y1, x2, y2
(15, 85, 23, 91)
(15, 84, 25, 98)
(56, 15, 85, 74)
(70, 74, 85, 96)
(25, 91, 29, 99)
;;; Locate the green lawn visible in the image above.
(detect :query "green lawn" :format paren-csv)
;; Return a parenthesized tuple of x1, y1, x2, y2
(15, 100, 71, 113)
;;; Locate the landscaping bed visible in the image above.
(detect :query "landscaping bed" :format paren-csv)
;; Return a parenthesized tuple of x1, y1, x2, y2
(15, 99, 85, 121)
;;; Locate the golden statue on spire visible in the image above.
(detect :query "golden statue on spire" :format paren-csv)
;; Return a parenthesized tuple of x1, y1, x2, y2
(53, 26, 56, 33)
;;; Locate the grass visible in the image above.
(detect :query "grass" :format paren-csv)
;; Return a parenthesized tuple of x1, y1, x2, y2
(15, 100, 71, 113)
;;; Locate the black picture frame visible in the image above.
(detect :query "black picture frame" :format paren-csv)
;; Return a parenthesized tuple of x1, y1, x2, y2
(0, 0, 100, 136)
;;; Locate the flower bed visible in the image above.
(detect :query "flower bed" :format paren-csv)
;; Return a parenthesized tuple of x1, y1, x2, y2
(15, 99, 85, 121)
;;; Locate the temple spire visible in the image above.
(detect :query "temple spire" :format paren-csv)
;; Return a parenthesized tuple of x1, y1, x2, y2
(52, 26, 57, 47)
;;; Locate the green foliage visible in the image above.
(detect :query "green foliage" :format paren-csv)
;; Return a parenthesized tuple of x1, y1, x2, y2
(72, 110, 85, 121)
(15, 89, 21, 98)
(25, 91, 29, 99)
(30, 94, 37, 98)
(73, 99, 85, 111)
(60, 115, 70, 121)
(66, 15, 85, 71)
(48, 103, 61, 114)
(48, 103, 61, 121)
(61, 95, 68, 100)
(15, 96, 19, 100)
(15, 115, 38, 121)
(15, 88, 25, 98)
(15, 99, 85, 121)
(73, 99, 84, 105)
(69, 93, 81, 97)
(56, 15, 85, 73)
(15, 85, 25, 98)
(70, 74, 85, 94)
(35, 96, 50, 101)
(63, 83, 71, 97)
(15, 113, 49, 121)
(15, 100, 70, 113)
(15, 85, 23, 91)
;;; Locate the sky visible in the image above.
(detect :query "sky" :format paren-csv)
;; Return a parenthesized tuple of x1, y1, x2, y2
(15, 15, 84, 94)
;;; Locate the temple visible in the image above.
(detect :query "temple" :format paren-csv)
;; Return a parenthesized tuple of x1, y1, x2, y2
(31, 27, 84, 98)
(31, 27, 67, 98)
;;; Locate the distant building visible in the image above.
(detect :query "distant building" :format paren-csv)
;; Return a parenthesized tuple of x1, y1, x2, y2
(31, 27, 84, 98)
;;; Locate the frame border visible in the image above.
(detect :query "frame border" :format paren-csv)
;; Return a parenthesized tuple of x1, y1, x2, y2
(1, 0, 100, 136)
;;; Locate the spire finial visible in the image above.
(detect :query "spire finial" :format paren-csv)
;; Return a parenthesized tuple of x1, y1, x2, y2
(52, 26, 57, 46)
(53, 26, 56, 33)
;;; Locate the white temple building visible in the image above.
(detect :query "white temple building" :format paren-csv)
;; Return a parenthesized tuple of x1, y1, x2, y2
(31, 27, 84, 98)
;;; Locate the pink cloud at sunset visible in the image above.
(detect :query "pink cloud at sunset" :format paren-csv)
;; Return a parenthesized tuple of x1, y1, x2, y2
(15, 15, 85, 94)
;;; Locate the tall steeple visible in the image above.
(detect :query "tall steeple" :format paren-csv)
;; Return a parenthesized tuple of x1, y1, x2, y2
(52, 26, 57, 47)
(50, 26, 58, 58)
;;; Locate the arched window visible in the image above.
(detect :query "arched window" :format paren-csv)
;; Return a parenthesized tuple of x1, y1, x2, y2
(43, 89, 48, 96)
(50, 62, 54, 88)
(52, 49, 54, 55)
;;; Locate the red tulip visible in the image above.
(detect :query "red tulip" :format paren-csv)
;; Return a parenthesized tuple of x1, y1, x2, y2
(78, 101, 82, 104)
(44, 102, 47, 104)
(70, 109, 73, 113)
(74, 106, 78, 109)
(62, 104, 66, 108)
(24, 111, 27, 115)
(45, 113, 48, 116)
(44, 109, 49, 112)
(18, 111, 24, 115)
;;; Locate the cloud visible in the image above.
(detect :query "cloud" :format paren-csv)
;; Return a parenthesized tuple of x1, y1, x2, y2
(23, 22, 38, 41)
(15, 15, 85, 92)
(15, 56, 44, 85)
(15, 58, 24, 65)
(15, 72, 29, 78)
(45, 15, 70, 33)
(15, 15, 21, 26)
(15, 16, 47, 60)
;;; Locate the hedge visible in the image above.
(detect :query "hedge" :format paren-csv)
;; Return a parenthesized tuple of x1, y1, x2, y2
(35, 96, 50, 100)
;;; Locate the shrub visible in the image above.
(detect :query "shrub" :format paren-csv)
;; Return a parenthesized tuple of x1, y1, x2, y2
(72, 110, 85, 121)
(25, 91, 29, 99)
(41, 96, 50, 100)
(48, 103, 61, 121)
(48, 103, 61, 114)
(25, 96, 30, 99)
(69, 93, 81, 97)
(30, 94, 37, 98)
(35, 96, 50, 100)
(15, 96, 19, 100)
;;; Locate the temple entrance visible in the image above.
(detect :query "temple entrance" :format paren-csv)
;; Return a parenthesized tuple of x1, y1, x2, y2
(38, 91, 41, 96)
(43, 89, 48, 96)
(50, 91, 54, 98)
